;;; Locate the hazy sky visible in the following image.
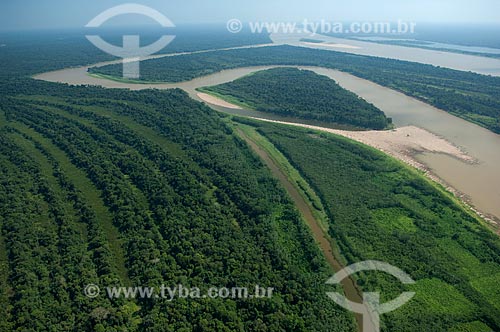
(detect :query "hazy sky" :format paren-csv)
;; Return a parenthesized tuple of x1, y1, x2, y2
(1, 0, 500, 31)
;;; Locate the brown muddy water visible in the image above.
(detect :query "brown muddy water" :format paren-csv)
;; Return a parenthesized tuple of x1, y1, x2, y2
(271, 33, 500, 76)
(34, 63, 500, 225)
(237, 129, 372, 332)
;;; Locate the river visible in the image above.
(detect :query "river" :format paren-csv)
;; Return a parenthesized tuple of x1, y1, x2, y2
(34, 48, 500, 225)
(270, 32, 500, 76)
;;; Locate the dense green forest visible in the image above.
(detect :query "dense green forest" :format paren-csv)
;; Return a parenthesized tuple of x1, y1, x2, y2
(0, 82, 355, 331)
(200, 68, 390, 130)
(91, 45, 500, 134)
(2, 28, 500, 331)
(232, 118, 500, 331)
(0, 27, 271, 78)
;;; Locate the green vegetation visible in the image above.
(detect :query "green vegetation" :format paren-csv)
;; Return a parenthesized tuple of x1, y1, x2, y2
(238, 118, 500, 331)
(233, 122, 331, 233)
(10, 122, 130, 283)
(0, 81, 355, 331)
(91, 45, 500, 133)
(2, 28, 500, 331)
(449, 321, 494, 332)
(0, 27, 271, 79)
(200, 68, 390, 129)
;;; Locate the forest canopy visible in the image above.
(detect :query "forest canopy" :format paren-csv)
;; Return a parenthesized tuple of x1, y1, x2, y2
(200, 68, 391, 130)
(91, 45, 500, 134)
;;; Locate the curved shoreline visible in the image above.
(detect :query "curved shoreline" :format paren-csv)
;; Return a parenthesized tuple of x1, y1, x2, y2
(271, 33, 500, 77)
(33, 60, 500, 230)
(197, 93, 243, 109)
(236, 127, 369, 331)
(247, 118, 497, 228)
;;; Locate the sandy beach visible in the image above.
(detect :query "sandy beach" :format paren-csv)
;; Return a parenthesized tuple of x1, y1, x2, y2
(197, 93, 243, 109)
(33, 60, 500, 230)
(327, 125, 475, 168)
(251, 119, 474, 168)
(248, 118, 500, 228)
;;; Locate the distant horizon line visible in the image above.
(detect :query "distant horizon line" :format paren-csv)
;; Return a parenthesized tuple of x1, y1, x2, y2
(1, 21, 500, 33)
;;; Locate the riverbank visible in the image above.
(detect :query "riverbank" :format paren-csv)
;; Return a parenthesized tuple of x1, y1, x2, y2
(33, 62, 500, 229)
(235, 125, 369, 331)
(248, 118, 499, 232)
(197, 93, 243, 109)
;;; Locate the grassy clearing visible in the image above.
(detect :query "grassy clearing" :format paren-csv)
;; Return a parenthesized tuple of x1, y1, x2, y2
(470, 273, 500, 311)
(448, 321, 493, 332)
(410, 278, 476, 318)
(371, 208, 417, 233)
(439, 238, 500, 280)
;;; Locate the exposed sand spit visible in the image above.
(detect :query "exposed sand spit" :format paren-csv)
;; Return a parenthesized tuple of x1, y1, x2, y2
(250, 119, 498, 227)
(328, 125, 475, 169)
(197, 93, 243, 109)
(253, 120, 474, 168)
